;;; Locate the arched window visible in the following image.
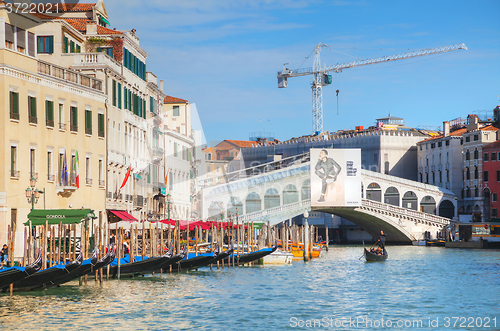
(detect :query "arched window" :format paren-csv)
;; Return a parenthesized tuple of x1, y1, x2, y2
(366, 183, 381, 202)
(283, 184, 299, 205)
(384, 187, 400, 206)
(245, 192, 261, 214)
(474, 149, 479, 159)
(466, 167, 470, 180)
(301, 180, 311, 200)
(466, 150, 470, 160)
(474, 167, 478, 179)
(438, 200, 454, 218)
(264, 188, 280, 209)
(402, 191, 418, 210)
(420, 196, 436, 214)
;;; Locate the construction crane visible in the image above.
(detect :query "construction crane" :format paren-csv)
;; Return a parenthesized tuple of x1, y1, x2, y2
(277, 43, 468, 135)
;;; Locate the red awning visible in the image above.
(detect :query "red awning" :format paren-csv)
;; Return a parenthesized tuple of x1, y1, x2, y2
(108, 210, 138, 222)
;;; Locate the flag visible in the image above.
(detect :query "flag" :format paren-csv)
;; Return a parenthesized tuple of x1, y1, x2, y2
(164, 167, 171, 185)
(119, 166, 131, 190)
(75, 150, 80, 188)
(62, 149, 68, 186)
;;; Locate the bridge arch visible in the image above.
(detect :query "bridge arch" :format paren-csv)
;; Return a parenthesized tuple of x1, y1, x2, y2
(301, 179, 311, 200)
(402, 191, 418, 210)
(366, 182, 382, 202)
(438, 200, 455, 218)
(245, 192, 261, 214)
(283, 184, 299, 205)
(264, 188, 280, 209)
(384, 187, 400, 207)
(421, 196, 436, 214)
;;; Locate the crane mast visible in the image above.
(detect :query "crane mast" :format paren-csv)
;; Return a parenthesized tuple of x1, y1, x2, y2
(277, 43, 467, 135)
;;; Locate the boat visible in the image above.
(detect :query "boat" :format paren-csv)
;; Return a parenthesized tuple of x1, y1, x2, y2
(364, 247, 388, 262)
(6, 252, 83, 292)
(261, 249, 293, 265)
(174, 249, 216, 271)
(225, 246, 277, 265)
(0, 251, 42, 288)
(107, 248, 175, 278)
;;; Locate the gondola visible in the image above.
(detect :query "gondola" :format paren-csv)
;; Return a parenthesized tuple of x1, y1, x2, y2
(224, 246, 277, 265)
(174, 250, 216, 271)
(6, 252, 83, 292)
(364, 247, 388, 262)
(107, 247, 175, 278)
(46, 246, 115, 287)
(0, 251, 42, 289)
(150, 247, 187, 273)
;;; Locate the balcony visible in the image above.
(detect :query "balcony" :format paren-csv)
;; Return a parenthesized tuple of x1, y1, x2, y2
(59, 122, 66, 131)
(86, 178, 92, 185)
(10, 170, 19, 178)
(134, 195, 144, 208)
(38, 60, 103, 92)
(71, 53, 122, 77)
(70, 125, 78, 132)
(99, 179, 105, 187)
(10, 111, 19, 120)
(46, 118, 54, 127)
(47, 174, 55, 182)
(85, 127, 92, 135)
(98, 130, 105, 138)
(29, 116, 37, 124)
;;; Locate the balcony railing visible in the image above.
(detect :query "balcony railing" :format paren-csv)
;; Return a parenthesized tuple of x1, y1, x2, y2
(99, 179, 105, 187)
(29, 116, 37, 124)
(85, 127, 92, 135)
(47, 174, 55, 182)
(134, 195, 144, 208)
(98, 130, 105, 138)
(86, 178, 92, 185)
(70, 125, 78, 132)
(10, 170, 19, 178)
(38, 60, 103, 92)
(59, 122, 66, 131)
(10, 111, 19, 120)
(46, 118, 54, 127)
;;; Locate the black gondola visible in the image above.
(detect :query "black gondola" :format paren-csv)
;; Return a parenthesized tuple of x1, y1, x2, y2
(0, 251, 42, 289)
(364, 247, 388, 262)
(175, 250, 216, 271)
(150, 247, 186, 273)
(107, 247, 175, 278)
(224, 246, 277, 265)
(5, 252, 83, 292)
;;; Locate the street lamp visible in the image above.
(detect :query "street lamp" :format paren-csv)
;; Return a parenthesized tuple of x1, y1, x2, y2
(25, 177, 44, 211)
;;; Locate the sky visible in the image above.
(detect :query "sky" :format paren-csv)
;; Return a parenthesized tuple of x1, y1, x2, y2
(105, 0, 500, 146)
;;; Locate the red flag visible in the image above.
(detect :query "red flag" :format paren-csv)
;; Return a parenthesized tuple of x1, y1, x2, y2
(120, 167, 131, 190)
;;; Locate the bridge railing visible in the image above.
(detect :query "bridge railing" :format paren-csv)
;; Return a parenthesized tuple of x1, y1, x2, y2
(361, 199, 451, 226)
(198, 152, 310, 188)
(236, 199, 311, 223)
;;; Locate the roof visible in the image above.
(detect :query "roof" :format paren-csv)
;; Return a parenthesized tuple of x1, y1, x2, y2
(164, 96, 189, 104)
(61, 18, 122, 35)
(419, 128, 467, 143)
(483, 139, 500, 150)
(224, 140, 262, 148)
(56, 3, 96, 12)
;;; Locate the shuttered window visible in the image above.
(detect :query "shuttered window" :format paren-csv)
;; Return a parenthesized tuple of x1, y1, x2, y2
(64, 37, 69, 53)
(85, 110, 92, 135)
(45, 100, 54, 127)
(112, 80, 116, 107)
(70, 106, 78, 132)
(17, 27, 26, 49)
(118, 82, 122, 109)
(98, 113, 105, 138)
(37, 36, 54, 54)
(28, 32, 35, 56)
(10, 92, 19, 120)
(28, 96, 37, 124)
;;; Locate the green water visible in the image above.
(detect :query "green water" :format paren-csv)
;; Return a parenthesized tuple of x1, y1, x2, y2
(0, 246, 499, 330)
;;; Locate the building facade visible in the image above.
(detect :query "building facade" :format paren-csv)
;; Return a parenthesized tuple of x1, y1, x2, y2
(482, 132, 500, 220)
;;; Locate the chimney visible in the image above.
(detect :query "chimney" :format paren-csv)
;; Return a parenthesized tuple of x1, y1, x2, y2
(86, 23, 97, 35)
(160, 80, 164, 93)
(443, 121, 450, 137)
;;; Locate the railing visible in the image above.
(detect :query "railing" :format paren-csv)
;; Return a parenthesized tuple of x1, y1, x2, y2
(85, 127, 92, 135)
(70, 125, 78, 132)
(46, 118, 54, 127)
(99, 180, 105, 187)
(86, 178, 92, 185)
(47, 174, 55, 182)
(10, 170, 19, 178)
(59, 122, 66, 131)
(72, 53, 122, 76)
(238, 199, 310, 223)
(134, 195, 144, 208)
(98, 130, 105, 138)
(10, 111, 19, 120)
(29, 116, 37, 124)
(37, 60, 103, 92)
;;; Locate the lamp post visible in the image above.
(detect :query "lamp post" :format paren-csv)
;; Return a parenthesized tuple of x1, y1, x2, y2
(25, 177, 44, 211)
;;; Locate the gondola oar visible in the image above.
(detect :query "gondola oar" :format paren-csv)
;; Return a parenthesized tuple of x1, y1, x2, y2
(358, 240, 379, 260)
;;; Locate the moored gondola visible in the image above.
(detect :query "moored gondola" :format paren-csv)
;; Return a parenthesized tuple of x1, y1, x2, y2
(364, 247, 388, 262)
(107, 247, 175, 278)
(224, 246, 277, 265)
(0, 251, 42, 289)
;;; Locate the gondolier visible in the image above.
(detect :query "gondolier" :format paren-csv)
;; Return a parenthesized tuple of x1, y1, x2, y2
(379, 231, 386, 249)
(314, 149, 341, 203)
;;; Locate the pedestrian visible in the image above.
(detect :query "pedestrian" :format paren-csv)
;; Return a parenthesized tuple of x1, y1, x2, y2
(0, 244, 8, 264)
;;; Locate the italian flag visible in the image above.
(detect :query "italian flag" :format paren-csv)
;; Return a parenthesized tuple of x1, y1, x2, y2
(75, 150, 80, 189)
(120, 166, 131, 190)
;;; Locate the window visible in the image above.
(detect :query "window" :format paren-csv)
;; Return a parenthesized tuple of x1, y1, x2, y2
(466, 167, 470, 180)
(37, 36, 53, 54)
(439, 171, 442, 183)
(58, 103, 65, 130)
(30, 148, 36, 178)
(431, 143, 435, 149)
(45, 100, 54, 127)
(16, 27, 25, 53)
(58, 153, 64, 185)
(86, 157, 91, 185)
(85, 110, 92, 135)
(432, 172, 435, 184)
(474, 134, 479, 141)
(97, 47, 113, 58)
(460, 138, 463, 145)
(474, 149, 478, 159)
(445, 140, 450, 146)
(70, 40, 75, 53)
(28, 96, 37, 124)
(70, 106, 78, 132)
(475, 187, 479, 197)
(492, 153, 497, 161)
(10, 146, 17, 177)
(112, 80, 116, 107)
(419, 145, 422, 151)
(493, 209, 498, 217)
(64, 37, 69, 53)
(123, 48, 146, 80)
(174, 143, 178, 157)
(118, 82, 122, 109)
(474, 167, 478, 179)
(446, 170, 449, 182)
(98, 113, 105, 137)
(497, 170, 500, 182)
(10, 91, 19, 120)
(173, 106, 180, 117)
(98, 159, 103, 186)
(484, 153, 489, 162)
(465, 150, 470, 160)
(484, 171, 489, 182)
(47, 151, 53, 181)
(5, 23, 14, 49)
(493, 193, 497, 202)
(438, 142, 442, 148)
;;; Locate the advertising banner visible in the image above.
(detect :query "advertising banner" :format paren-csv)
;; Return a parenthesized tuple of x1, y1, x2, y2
(310, 148, 361, 207)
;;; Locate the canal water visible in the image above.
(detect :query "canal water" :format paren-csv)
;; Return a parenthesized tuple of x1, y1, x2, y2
(0, 246, 499, 330)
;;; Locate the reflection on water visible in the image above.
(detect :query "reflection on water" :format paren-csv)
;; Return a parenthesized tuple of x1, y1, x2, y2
(1, 246, 499, 330)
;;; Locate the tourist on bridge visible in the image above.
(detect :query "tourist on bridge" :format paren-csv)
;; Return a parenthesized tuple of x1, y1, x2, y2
(314, 149, 341, 203)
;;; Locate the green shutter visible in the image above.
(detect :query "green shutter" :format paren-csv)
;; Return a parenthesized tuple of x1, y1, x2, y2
(29, 97, 37, 118)
(48, 36, 54, 54)
(10, 92, 19, 115)
(98, 113, 104, 135)
(86, 110, 92, 131)
(118, 83, 122, 109)
(112, 80, 116, 107)
(70, 40, 74, 53)
(64, 37, 68, 53)
(46, 100, 54, 122)
(76, 44, 81, 53)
